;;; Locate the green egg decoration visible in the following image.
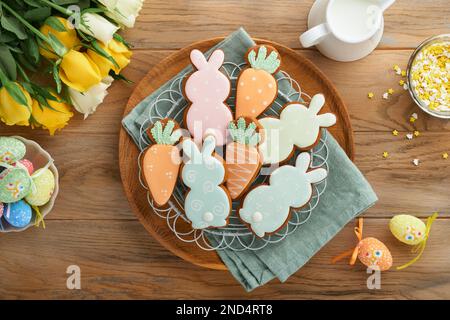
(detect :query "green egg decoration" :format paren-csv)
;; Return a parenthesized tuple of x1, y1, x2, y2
(389, 214, 426, 246)
(0, 137, 26, 164)
(25, 168, 55, 206)
(0, 167, 32, 203)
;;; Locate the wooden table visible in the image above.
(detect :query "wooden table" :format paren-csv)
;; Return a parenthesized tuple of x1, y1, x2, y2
(1, 0, 449, 299)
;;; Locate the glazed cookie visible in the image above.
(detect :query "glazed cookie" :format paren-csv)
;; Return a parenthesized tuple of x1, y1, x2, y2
(235, 45, 281, 119)
(239, 152, 327, 238)
(184, 49, 233, 146)
(182, 135, 231, 229)
(225, 118, 262, 200)
(142, 120, 182, 207)
(258, 94, 336, 164)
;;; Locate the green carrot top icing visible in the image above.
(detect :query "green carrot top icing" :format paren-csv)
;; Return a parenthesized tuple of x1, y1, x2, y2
(150, 120, 181, 145)
(228, 118, 260, 146)
(247, 46, 281, 74)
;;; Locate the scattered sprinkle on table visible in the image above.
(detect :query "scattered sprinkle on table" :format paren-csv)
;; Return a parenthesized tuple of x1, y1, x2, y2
(406, 133, 413, 140)
(414, 130, 420, 137)
(443, 152, 449, 160)
(368, 92, 374, 99)
(388, 88, 395, 95)
(401, 70, 406, 77)
(410, 41, 450, 112)
(412, 159, 420, 166)
(399, 79, 405, 86)
(383, 151, 389, 159)
(410, 112, 418, 123)
(382, 92, 389, 99)
(392, 129, 399, 136)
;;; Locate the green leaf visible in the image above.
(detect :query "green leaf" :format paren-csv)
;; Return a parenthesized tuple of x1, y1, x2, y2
(23, 36, 40, 64)
(1, 15, 28, 40)
(52, 60, 62, 93)
(24, 7, 52, 22)
(47, 33, 67, 57)
(5, 82, 29, 107)
(44, 16, 67, 32)
(0, 45, 17, 80)
(90, 40, 119, 68)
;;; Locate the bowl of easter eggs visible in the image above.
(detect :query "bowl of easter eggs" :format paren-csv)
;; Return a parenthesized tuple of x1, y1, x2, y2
(0, 136, 59, 233)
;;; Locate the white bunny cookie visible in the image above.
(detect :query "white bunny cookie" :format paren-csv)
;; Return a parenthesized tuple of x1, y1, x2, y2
(239, 152, 327, 237)
(258, 94, 336, 164)
(182, 135, 231, 229)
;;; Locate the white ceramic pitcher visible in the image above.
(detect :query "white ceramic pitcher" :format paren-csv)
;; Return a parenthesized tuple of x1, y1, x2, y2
(300, 0, 395, 62)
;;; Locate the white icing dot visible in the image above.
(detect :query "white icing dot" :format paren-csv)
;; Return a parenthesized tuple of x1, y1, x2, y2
(251, 76, 256, 81)
(252, 211, 263, 223)
(204, 80, 209, 85)
(268, 83, 273, 88)
(205, 98, 209, 102)
(240, 81, 245, 87)
(251, 109, 256, 114)
(193, 87, 197, 92)
(245, 96, 250, 101)
(257, 89, 263, 94)
(262, 101, 268, 106)
(203, 212, 214, 222)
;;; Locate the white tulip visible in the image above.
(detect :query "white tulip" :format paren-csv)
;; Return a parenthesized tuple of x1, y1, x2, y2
(78, 13, 119, 44)
(69, 77, 114, 119)
(99, 0, 144, 28)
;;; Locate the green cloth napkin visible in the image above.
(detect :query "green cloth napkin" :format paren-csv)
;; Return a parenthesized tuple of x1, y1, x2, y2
(122, 27, 377, 292)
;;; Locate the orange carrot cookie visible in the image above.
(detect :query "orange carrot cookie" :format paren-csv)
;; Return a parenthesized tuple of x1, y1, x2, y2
(236, 45, 281, 119)
(142, 120, 182, 207)
(225, 118, 262, 200)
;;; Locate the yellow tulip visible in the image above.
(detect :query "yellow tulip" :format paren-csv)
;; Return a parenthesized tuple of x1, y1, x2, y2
(59, 50, 102, 92)
(31, 96, 73, 135)
(39, 17, 80, 60)
(0, 84, 32, 126)
(87, 39, 132, 78)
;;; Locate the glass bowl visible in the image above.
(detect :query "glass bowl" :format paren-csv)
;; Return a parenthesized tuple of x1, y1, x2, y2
(406, 34, 450, 119)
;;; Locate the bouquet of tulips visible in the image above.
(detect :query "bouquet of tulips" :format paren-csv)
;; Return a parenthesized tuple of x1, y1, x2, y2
(0, 0, 143, 134)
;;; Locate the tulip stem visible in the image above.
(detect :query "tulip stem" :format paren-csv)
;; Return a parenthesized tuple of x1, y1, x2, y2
(38, 0, 73, 16)
(0, 68, 9, 86)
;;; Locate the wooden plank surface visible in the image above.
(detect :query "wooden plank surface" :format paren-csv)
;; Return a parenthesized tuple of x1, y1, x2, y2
(1, 0, 449, 299)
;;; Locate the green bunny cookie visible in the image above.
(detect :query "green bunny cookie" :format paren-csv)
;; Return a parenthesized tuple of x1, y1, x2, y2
(0, 167, 32, 203)
(0, 137, 26, 164)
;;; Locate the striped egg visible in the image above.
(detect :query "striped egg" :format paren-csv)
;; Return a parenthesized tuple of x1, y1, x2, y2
(390, 215, 426, 246)
(357, 237, 393, 271)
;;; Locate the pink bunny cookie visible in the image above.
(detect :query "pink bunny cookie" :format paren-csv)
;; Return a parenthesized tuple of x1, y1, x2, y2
(184, 49, 233, 146)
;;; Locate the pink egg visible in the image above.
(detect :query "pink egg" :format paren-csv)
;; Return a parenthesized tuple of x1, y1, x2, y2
(0, 202, 3, 218)
(19, 159, 34, 175)
(357, 237, 393, 271)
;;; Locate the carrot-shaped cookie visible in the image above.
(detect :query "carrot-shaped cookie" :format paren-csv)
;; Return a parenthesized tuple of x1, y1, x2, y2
(225, 118, 262, 200)
(236, 45, 281, 119)
(142, 120, 182, 207)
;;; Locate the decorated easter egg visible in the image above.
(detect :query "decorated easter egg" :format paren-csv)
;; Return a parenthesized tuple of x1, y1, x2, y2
(357, 237, 393, 271)
(0, 167, 31, 203)
(0, 202, 3, 218)
(0, 137, 26, 164)
(4, 200, 32, 228)
(19, 159, 34, 175)
(390, 214, 426, 246)
(25, 168, 55, 206)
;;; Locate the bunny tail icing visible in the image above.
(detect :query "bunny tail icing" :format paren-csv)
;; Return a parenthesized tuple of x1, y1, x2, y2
(184, 49, 233, 146)
(181, 135, 231, 229)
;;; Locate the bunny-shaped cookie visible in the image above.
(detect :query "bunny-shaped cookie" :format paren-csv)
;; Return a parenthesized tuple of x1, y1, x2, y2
(182, 135, 231, 229)
(258, 94, 336, 164)
(184, 49, 233, 146)
(239, 152, 327, 237)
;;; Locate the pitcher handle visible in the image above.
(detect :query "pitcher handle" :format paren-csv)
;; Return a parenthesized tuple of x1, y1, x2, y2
(299, 23, 330, 48)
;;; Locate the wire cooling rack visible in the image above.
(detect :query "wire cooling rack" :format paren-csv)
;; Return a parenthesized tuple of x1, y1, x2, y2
(136, 62, 329, 251)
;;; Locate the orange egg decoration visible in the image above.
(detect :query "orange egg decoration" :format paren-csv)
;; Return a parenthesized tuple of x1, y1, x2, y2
(332, 218, 393, 271)
(357, 237, 393, 271)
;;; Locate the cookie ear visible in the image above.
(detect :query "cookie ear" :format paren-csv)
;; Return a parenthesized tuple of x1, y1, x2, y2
(190, 49, 208, 70)
(306, 168, 327, 184)
(317, 113, 337, 127)
(295, 152, 311, 173)
(182, 139, 201, 162)
(202, 135, 217, 156)
(208, 50, 225, 70)
(308, 94, 325, 115)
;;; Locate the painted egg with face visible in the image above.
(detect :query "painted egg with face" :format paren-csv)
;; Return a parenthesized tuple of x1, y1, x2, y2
(0, 137, 26, 164)
(0, 167, 32, 203)
(357, 237, 393, 271)
(390, 214, 426, 246)
(4, 200, 32, 228)
(25, 168, 55, 206)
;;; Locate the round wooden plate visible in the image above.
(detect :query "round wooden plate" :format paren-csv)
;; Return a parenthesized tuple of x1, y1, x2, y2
(119, 38, 355, 271)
